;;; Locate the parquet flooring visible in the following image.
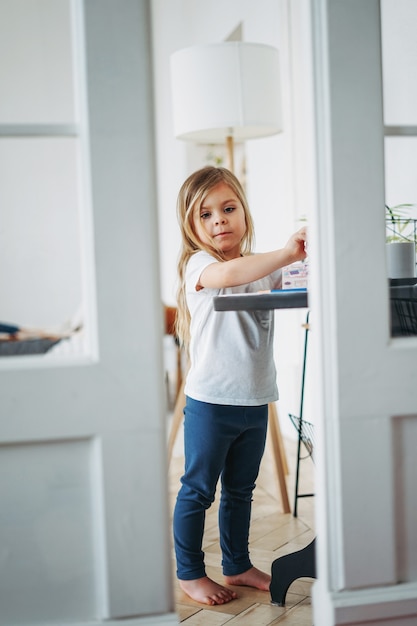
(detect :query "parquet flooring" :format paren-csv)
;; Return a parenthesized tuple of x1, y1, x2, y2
(168, 414, 316, 625)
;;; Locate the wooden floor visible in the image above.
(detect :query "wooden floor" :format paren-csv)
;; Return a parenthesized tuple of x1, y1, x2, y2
(168, 416, 316, 625)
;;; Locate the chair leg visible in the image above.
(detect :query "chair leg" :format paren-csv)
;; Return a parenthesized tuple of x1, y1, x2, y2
(270, 537, 316, 606)
(175, 345, 183, 399)
(167, 379, 186, 464)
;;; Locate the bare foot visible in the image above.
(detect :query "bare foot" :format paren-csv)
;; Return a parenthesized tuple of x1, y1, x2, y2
(179, 576, 238, 606)
(224, 566, 271, 591)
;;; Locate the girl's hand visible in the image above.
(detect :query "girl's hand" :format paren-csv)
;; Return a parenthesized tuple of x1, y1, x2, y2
(285, 227, 307, 263)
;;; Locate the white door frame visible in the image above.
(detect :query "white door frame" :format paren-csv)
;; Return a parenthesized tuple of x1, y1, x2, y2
(310, 1, 417, 624)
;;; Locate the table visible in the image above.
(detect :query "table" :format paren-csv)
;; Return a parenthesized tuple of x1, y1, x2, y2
(214, 280, 417, 605)
(214, 288, 315, 606)
(216, 289, 309, 517)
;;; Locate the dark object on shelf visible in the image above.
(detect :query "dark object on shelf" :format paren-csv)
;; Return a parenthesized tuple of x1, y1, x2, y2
(390, 279, 417, 337)
(0, 338, 61, 356)
(270, 537, 316, 606)
(213, 289, 308, 311)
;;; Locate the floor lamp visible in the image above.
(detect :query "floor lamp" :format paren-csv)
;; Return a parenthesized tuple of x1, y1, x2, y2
(168, 41, 290, 512)
(170, 41, 282, 174)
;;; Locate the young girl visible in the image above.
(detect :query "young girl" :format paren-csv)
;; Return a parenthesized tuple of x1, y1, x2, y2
(173, 166, 307, 606)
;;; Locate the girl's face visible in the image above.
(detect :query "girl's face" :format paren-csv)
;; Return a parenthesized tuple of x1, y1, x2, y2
(192, 182, 247, 260)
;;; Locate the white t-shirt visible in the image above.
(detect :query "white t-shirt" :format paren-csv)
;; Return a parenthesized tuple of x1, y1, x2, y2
(184, 250, 282, 406)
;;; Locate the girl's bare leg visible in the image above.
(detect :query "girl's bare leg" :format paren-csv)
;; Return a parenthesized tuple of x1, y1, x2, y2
(179, 576, 238, 606)
(224, 566, 271, 591)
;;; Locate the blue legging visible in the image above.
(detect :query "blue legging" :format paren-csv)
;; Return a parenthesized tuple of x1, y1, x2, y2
(173, 396, 268, 580)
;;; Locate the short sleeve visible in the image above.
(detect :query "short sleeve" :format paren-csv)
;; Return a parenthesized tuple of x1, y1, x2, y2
(186, 251, 218, 292)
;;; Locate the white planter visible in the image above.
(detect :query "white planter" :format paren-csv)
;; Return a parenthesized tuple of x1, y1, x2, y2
(386, 241, 416, 278)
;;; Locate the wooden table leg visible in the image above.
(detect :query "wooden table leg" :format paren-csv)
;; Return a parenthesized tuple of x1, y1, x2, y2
(268, 402, 291, 514)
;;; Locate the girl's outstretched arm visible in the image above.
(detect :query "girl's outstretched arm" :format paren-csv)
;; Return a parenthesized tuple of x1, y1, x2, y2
(198, 228, 307, 290)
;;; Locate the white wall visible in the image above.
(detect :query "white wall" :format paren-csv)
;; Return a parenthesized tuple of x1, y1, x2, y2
(151, 0, 288, 306)
(0, 0, 83, 330)
(151, 0, 317, 439)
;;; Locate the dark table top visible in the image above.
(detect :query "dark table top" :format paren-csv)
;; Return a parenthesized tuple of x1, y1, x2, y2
(213, 289, 308, 311)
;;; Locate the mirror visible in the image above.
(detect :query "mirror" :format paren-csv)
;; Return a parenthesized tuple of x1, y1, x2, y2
(381, 0, 417, 336)
(0, 0, 93, 359)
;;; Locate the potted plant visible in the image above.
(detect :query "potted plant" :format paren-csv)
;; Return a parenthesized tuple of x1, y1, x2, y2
(385, 203, 417, 279)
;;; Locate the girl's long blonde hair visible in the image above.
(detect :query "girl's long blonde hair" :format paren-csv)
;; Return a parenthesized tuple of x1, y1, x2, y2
(175, 166, 255, 348)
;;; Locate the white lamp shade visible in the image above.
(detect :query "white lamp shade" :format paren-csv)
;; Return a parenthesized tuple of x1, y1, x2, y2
(170, 42, 282, 143)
